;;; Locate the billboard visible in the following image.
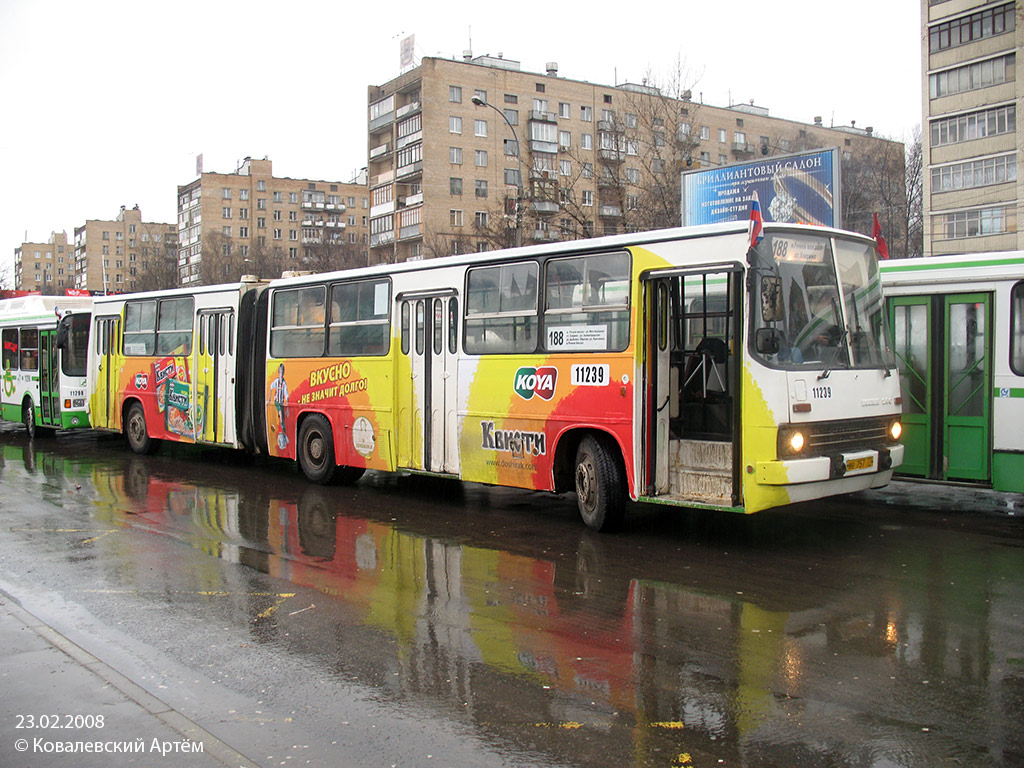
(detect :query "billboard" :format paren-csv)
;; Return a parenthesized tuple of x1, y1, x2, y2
(681, 147, 840, 228)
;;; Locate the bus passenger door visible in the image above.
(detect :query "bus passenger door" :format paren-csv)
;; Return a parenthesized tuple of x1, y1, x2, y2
(643, 268, 740, 506)
(398, 292, 459, 474)
(38, 328, 60, 428)
(194, 309, 235, 445)
(91, 315, 121, 430)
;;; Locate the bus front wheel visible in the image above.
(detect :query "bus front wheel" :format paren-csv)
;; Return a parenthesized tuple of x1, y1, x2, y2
(22, 401, 35, 439)
(574, 434, 625, 532)
(298, 414, 339, 485)
(125, 403, 157, 455)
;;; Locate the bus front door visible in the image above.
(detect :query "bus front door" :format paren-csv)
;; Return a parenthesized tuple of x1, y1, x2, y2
(39, 329, 61, 429)
(399, 293, 459, 474)
(644, 269, 740, 506)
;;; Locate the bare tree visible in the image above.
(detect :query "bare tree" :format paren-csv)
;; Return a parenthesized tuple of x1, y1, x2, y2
(301, 233, 367, 273)
(903, 130, 924, 259)
(131, 223, 180, 292)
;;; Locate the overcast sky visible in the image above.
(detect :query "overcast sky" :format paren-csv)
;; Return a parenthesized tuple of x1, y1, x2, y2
(0, 0, 922, 281)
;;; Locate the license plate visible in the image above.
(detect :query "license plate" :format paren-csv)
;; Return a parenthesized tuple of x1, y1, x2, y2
(846, 456, 874, 471)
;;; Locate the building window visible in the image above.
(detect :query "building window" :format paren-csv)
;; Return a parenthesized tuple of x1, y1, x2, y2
(581, 133, 593, 150)
(450, 146, 462, 164)
(450, 177, 463, 195)
(581, 106, 592, 122)
(222, 207, 231, 218)
(475, 211, 488, 228)
(560, 159, 571, 177)
(932, 154, 1016, 192)
(450, 209, 463, 227)
(475, 179, 488, 198)
(503, 108, 518, 126)
(450, 116, 462, 134)
(450, 85, 462, 103)
(581, 162, 593, 179)
(928, 3, 1015, 52)
(475, 150, 488, 167)
(581, 190, 594, 206)
(718, 129, 727, 143)
(935, 205, 1015, 240)
(559, 102, 570, 119)
(504, 139, 519, 157)
(930, 104, 1015, 146)
(474, 119, 487, 137)
(504, 168, 521, 186)
(222, 188, 232, 199)
(626, 167, 639, 184)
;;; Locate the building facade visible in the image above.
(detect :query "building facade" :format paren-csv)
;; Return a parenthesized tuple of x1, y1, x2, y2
(922, 0, 1021, 255)
(72, 207, 177, 294)
(13, 231, 75, 294)
(177, 157, 369, 286)
(367, 55, 906, 264)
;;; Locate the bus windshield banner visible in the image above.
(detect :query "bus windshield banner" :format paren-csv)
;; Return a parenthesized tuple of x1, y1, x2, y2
(680, 147, 840, 228)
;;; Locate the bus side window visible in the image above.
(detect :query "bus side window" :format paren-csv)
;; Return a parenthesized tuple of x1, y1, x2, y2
(19, 328, 38, 371)
(401, 301, 410, 355)
(2, 328, 18, 371)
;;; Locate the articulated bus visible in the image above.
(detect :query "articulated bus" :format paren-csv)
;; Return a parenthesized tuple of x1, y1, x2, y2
(88, 222, 904, 530)
(0, 295, 92, 437)
(880, 251, 1024, 493)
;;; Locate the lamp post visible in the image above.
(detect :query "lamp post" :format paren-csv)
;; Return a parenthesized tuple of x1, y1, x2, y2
(471, 96, 523, 247)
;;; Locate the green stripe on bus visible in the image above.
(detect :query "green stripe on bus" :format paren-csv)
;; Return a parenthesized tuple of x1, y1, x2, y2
(994, 387, 1024, 399)
(880, 255, 1024, 274)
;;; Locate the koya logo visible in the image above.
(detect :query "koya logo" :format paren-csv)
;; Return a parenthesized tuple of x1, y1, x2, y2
(514, 366, 557, 400)
(134, 373, 150, 390)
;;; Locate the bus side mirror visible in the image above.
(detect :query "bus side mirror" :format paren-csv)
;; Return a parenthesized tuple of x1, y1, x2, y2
(755, 328, 781, 355)
(56, 318, 70, 351)
(760, 275, 782, 322)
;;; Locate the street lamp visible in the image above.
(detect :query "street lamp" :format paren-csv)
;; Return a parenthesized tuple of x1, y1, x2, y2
(471, 96, 523, 247)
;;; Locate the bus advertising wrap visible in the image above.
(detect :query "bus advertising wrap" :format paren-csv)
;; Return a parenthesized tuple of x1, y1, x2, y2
(681, 147, 840, 228)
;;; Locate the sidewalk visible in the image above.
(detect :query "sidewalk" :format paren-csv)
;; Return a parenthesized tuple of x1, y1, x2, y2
(0, 593, 259, 768)
(855, 477, 1022, 516)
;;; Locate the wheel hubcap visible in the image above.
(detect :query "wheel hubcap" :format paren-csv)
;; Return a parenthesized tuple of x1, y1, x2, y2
(576, 461, 595, 509)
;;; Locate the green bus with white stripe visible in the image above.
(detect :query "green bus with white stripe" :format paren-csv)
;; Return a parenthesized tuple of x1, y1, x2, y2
(880, 252, 1024, 493)
(0, 296, 92, 436)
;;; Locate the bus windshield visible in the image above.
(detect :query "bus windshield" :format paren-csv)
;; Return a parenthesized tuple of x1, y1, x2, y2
(61, 313, 91, 376)
(751, 232, 893, 370)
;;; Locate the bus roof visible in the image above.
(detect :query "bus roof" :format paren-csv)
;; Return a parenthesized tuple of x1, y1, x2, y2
(0, 295, 93, 321)
(880, 251, 1024, 287)
(268, 222, 873, 290)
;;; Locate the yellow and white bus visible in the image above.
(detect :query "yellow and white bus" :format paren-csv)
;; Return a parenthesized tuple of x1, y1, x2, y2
(237, 222, 904, 530)
(0, 295, 92, 437)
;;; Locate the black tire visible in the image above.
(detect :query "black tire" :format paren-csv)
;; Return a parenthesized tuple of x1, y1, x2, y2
(574, 434, 626, 532)
(22, 401, 35, 439)
(297, 414, 339, 484)
(125, 403, 157, 455)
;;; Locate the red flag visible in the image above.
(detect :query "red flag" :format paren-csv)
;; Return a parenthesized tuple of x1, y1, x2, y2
(872, 212, 889, 259)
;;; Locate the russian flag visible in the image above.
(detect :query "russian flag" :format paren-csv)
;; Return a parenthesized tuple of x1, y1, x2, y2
(748, 191, 764, 249)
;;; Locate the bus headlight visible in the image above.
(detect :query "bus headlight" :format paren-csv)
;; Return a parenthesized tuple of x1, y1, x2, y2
(778, 426, 806, 458)
(889, 420, 902, 441)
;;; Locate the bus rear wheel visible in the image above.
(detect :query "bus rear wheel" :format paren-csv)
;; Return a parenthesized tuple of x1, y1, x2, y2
(125, 403, 157, 455)
(298, 414, 339, 485)
(574, 434, 625, 532)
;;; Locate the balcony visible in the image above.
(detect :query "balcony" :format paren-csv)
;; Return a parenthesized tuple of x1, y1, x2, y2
(371, 169, 395, 188)
(531, 200, 559, 214)
(325, 203, 347, 212)
(369, 110, 394, 133)
(400, 192, 424, 207)
(529, 110, 557, 123)
(370, 142, 392, 160)
(396, 160, 423, 179)
(325, 221, 347, 229)
(370, 200, 395, 218)
(398, 223, 422, 240)
(599, 205, 623, 218)
(531, 229, 559, 241)
(597, 120, 619, 132)
(530, 140, 559, 154)
(396, 100, 421, 119)
(370, 230, 395, 247)
(598, 148, 625, 163)
(732, 142, 754, 155)
(396, 130, 422, 150)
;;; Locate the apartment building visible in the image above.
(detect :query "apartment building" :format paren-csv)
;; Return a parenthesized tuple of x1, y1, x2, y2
(177, 157, 369, 286)
(72, 206, 177, 293)
(13, 231, 75, 294)
(922, 0, 1021, 255)
(367, 54, 905, 263)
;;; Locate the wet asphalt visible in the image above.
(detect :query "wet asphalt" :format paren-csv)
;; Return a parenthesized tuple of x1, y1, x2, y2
(0, 425, 1021, 767)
